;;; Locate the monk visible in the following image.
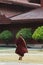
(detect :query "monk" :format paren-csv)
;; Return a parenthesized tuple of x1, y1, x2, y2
(15, 35, 28, 60)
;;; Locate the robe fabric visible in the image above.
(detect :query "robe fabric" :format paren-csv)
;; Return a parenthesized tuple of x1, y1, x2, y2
(15, 37, 28, 56)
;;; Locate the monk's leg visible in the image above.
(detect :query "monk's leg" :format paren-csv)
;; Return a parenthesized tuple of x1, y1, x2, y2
(19, 56, 22, 60)
(19, 54, 24, 60)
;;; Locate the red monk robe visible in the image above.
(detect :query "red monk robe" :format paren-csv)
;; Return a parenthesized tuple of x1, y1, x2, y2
(15, 36, 28, 57)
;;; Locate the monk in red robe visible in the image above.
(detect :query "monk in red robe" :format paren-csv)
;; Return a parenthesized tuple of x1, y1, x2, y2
(15, 35, 28, 60)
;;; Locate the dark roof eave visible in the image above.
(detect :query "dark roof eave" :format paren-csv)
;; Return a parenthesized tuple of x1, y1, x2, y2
(12, 18, 43, 23)
(0, 15, 12, 24)
(0, 23, 11, 25)
(0, 1, 41, 8)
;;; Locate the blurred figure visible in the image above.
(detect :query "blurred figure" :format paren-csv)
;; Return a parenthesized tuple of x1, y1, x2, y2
(15, 35, 28, 60)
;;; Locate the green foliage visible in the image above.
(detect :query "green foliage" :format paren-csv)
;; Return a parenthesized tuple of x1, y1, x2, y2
(0, 30, 13, 41)
(32, 26, 43, 40)
(16, 28, 32, 40)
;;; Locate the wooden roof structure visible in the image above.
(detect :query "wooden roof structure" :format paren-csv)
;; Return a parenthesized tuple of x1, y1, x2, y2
(10, 7, 43, 23)
(0, 0, 41, 24)
(0, 0, 42, 24)
(0, 4, 23, 18)
(0, 14, 12, 24)
(0, 0, 41, 8)
(0, 2, 38, 19)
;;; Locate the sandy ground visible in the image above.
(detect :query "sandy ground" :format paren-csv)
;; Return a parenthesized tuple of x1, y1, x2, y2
(0, 48, 43, 64)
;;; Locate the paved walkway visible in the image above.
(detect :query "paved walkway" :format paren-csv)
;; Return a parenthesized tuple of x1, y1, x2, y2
(0, 48, 43, 64)
(0, 62, 43, 65)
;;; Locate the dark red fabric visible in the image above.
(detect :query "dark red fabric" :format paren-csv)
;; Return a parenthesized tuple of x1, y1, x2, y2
(15, 37, 28, 56)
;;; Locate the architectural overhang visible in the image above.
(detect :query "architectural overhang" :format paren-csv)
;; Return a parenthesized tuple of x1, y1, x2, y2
(0, 0, 41, 8)
(10, 7, 43, 23)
